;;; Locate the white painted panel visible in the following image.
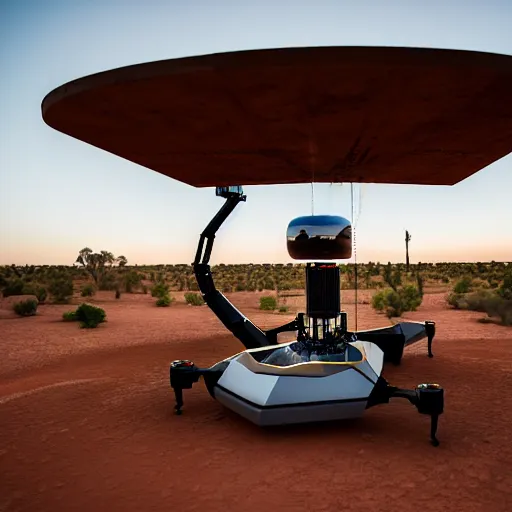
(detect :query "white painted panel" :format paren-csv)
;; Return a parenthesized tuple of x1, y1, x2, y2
(359, 341, 384, 377)
(217, 359, 278, 406)
(265, 368, 374, 406)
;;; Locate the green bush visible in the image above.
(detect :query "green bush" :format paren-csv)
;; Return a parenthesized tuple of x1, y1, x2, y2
(184, 292, 204, 306)
(371, 290, 388, 311)
(446, 289, 512, 326)
(75, 303, 106, 328)
(383, 289, 403, 318)
(98, 273, 118, 291)
(259, 296, 277, 311)
(463, 290, 496, 312)
(123, 270, 142, 293)
(453, 276, 472, 294)
(2, 278, 26, 297)
(371, 285, 423, 318)
(62, 311, 78, 322)
(151, 282, 170, 298)
(35, 286, 48, 303)
(400, 284, 423, 311)
(496, 300, 512, 326)
(278, 305, 289, 313)
(48, 277, 74, 304)
(447, 292, 464, 309)
(156, 294, 173, 307)
(13, 299, 38, 317)
(81, 283, 96, 297)
(498, 271, 512, 300)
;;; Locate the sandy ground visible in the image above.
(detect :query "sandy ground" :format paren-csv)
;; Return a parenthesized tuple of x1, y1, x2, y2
(1, 291, 511, 512)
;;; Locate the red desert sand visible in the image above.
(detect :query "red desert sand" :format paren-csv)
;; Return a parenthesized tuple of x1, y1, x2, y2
(1, 291, 511, 511)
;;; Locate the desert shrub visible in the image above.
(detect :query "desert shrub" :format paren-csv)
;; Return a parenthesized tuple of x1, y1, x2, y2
(81, 283, 96, 297)
(478, 295, 512, 325)
(223, 283, 233, 293)
(48, 277, 74, 304)
(13, 299, 38, 317)
(151, 282, 169, 298)
(278, 305, 289, 313)
(62, 310, 78, 322)
(75, 303, 106, 328)
(371, 285, 422, 318)
(371, 290, 388, 311)
(123, 270, 142, 293)
(383, 290, 403, 318)
(498, 271, 512, 300)
(463, 290, 496, 312)
(98, 272, 118, 291)
(453, 277, 472, 294)
(246, 282, 257, 292)
(2, 278, 26, 297)
(35, 286, 47, 303)
(184, 292, 204, 306)
(497, 301, 512, 326)
(259, 296, 277, 311)
(156, 294, 173, 307)
(278, 281, 293, 291)
(447, 288, 512, 326)
(447, 292, 465, 309)
(400, 285, 423, 311)
(472, 278, 490, 290)
(188, 280, 200, 291)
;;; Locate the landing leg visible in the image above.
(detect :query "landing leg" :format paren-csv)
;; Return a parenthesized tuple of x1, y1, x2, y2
(169, 360, 201, 415)
(425, 320, 436, 358)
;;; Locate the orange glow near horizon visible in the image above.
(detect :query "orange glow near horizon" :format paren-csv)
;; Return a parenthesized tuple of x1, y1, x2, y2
(1, 242, 510, 266)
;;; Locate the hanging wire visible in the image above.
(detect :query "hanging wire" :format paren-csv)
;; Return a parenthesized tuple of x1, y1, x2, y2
(351, 183, 358, 331)
(311, 182, 315, 215)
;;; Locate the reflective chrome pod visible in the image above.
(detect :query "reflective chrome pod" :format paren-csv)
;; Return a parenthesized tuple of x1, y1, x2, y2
(286, 215, 352, 260)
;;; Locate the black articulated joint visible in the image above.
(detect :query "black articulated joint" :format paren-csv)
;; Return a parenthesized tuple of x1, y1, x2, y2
(415, 383, 444, 446)
(265, 313, 308, 345)
(425, 320, 436, 358)
(169, 360, 202, 415)
(393, 383, 444, 447)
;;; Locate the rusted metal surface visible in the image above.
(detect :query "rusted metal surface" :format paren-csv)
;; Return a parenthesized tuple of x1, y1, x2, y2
(42, 46, 512, 187)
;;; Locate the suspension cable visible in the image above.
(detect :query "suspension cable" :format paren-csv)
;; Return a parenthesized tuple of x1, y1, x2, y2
(351, 183, 358, 331)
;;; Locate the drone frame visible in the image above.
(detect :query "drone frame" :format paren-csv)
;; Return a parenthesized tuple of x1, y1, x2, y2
(170, 185, 444, 446)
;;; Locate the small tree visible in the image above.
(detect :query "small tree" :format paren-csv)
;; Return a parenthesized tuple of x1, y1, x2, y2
(75, 248, 127, 286)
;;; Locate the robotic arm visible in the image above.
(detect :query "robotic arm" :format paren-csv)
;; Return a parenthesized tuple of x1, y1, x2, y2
(194, 186, 296, 350)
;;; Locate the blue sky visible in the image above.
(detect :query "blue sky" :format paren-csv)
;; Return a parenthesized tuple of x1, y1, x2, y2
(1, 0, 511, 265)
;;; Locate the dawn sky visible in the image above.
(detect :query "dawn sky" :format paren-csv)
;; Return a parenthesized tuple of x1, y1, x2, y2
(1, 0, 511, 265)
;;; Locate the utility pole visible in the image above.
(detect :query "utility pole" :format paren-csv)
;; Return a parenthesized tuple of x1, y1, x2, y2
(405, 230, 411, 272)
